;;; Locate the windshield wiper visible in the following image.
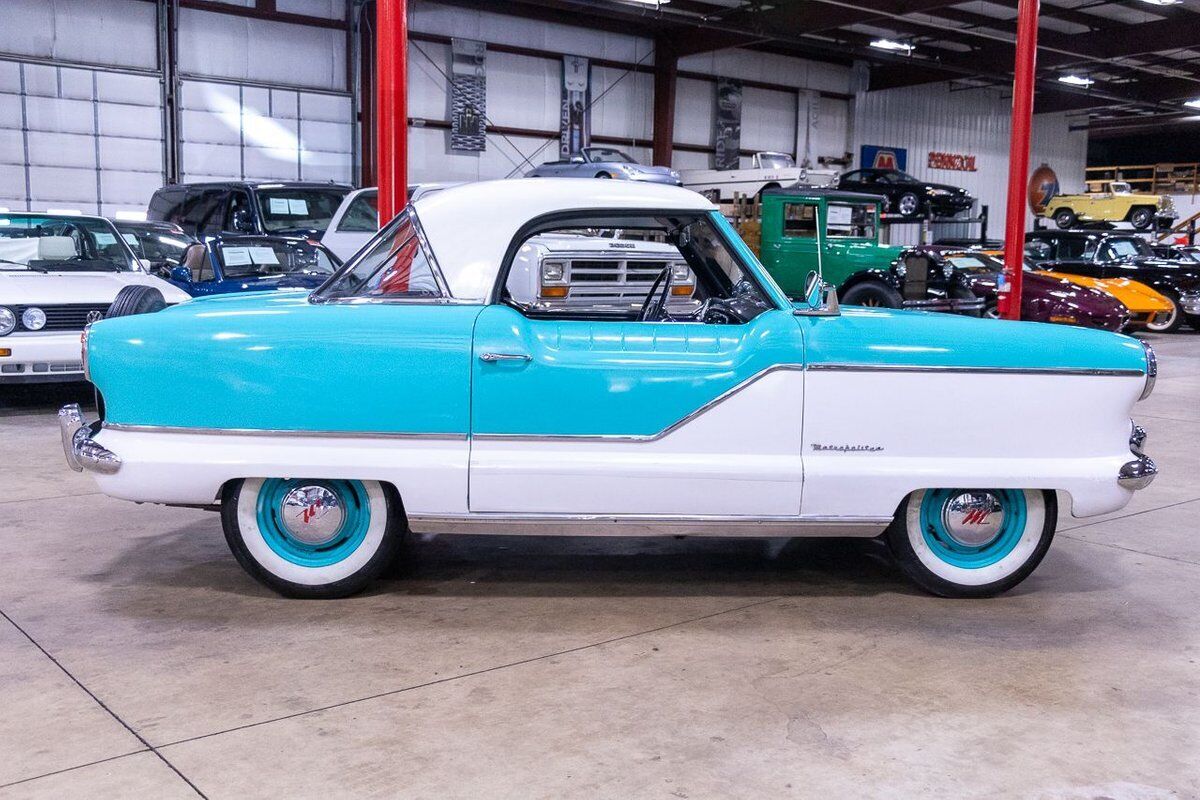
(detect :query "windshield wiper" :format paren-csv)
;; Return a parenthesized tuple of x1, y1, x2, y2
(0, 258, 46, 273)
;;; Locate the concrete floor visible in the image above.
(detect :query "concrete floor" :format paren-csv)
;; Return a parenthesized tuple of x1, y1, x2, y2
(1, 332, 1198, 800)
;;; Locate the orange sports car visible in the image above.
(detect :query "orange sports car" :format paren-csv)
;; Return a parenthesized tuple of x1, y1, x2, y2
(980, 250, 1173, 330)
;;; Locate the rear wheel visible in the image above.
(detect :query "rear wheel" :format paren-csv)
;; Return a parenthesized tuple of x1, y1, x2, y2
(840, 281, 903, 309)
(1129, 207, 1154, 230)
(107, 285, 166, 318)
(896, 192, 920, 217)
(887, 488, 1056, 598)
(1145, 290, 1183, 333)
(1053, 208, 1077, 229)
(221, 478, 403, 598)
(595, 172, 612, 179)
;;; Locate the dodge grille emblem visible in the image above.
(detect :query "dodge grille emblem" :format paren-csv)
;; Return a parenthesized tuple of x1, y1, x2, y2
(86, 310, 104, 324)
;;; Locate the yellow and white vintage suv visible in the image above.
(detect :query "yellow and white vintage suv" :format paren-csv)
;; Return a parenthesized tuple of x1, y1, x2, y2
(62, 181, 1158, 599)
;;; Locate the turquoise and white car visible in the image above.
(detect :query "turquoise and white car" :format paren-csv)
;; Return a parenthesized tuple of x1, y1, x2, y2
(60, 180, 1158, 599)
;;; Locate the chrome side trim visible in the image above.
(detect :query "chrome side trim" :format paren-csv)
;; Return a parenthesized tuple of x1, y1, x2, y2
(407, 513, 892, 538)
(102, 423, 468, 441)
(806, 363, 1145, 377)
(472, 364, 806, 442)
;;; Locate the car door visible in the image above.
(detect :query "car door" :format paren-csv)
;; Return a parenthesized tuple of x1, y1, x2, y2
(469, 306, 805, 516)
(762, 197, 820, 296)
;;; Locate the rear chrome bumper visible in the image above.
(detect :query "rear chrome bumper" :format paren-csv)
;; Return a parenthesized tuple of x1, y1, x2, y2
(59, 404, 121, 475)
(1118, 422, 1156, 491)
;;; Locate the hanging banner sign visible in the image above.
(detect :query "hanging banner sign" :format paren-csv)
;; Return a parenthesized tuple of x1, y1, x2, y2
(559, 55, 591, 158)
(713, 78, 743, 171)
(861, 144, 907, 171)
(927, 151, 977, 171)
(450, 38, 487, 152)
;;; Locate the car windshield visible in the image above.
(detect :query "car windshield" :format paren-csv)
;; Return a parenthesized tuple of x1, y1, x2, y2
(883, 170, 917, 182)
(215, 238, 340, 278)
(1180, 249, 1200, 264)
(758, 153, 794, 169)
(945, 253, 1000, 272)
(255, 187, 351, 234)
(116, 223, 194, 267)
(1102, 237, 1152, 261)
(0, 214, 133, 272)
(584, 147, 636, 164)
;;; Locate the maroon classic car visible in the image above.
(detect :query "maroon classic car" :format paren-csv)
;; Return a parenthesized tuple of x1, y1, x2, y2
(915, 247, 1130, 331)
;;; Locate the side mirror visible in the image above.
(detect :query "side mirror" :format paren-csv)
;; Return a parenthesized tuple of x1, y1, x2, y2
(795, 269, 841, 317)
(231, 208, 254, 233)
(169, 265, 192, 284)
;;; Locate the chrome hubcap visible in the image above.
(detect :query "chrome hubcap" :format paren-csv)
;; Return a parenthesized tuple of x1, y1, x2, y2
(899, 195, 918, 215)
(280, 485, 345, 545)
(941, 491, 1005, 547)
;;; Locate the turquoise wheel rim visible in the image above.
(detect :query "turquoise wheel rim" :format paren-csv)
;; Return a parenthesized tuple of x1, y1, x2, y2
(256, 478, 372, 568)
(919, 489, 1027, 569)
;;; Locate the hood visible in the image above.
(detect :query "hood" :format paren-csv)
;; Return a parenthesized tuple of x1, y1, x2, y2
(0, 269, 191, 305)
(926, 182, 970, 196)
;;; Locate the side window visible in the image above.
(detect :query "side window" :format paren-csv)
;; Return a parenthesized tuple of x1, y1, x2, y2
(500, 213, 773, 325)
(841, 170, 861, 183)
(1058, 237, 1094, 260)
(826, 202, 876, 238)
(148, 189, 186, 224)
(181, 189, 226, 236)
(336, 191, 379, 233)
(1025, 239, 1053, 261)
(317, 211, 442, 299)
(782, 203, 818, 238)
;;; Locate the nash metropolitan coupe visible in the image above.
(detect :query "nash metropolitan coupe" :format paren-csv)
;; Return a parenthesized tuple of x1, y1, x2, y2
(62, 181, 1157, 599)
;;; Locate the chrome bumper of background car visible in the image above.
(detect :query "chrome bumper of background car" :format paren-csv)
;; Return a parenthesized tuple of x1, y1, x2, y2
(1180, 292, 1200, 316)
(59, 404, 122, 475)
(1119, 422, 1156, 491)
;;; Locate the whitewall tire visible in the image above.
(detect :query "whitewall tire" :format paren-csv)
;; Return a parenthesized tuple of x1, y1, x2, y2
(221, 478, 403, 598)
(886, 488, 1056, 598)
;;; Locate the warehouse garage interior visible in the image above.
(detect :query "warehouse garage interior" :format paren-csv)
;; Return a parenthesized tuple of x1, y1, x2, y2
(2, 0, 1200, 797)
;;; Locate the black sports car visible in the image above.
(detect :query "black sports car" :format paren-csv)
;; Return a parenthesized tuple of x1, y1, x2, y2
(1026, 230, 1200, 333)
(838, 168, 974, 218)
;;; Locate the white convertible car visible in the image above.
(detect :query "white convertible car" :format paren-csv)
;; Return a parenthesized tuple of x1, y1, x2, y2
(62, 180, 1156, 599)
(1, 211, 189, 383)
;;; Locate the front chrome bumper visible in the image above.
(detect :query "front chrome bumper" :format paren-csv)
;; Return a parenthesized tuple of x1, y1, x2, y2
(1118, 422, 1156, 491)
(1180, 291, 1200, 316)
(59, 404, 121, 475)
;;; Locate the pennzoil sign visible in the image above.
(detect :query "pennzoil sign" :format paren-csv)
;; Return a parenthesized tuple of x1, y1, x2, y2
(927, 151, 977, 172)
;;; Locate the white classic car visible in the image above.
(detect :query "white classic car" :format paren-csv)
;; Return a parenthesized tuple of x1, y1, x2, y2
(62, 180, 1156, 599)
(681, 152, 839, 202)
(1, 211, 189, 383)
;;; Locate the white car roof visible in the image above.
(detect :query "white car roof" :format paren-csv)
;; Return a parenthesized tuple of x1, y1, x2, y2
(413, 178, 714, 301)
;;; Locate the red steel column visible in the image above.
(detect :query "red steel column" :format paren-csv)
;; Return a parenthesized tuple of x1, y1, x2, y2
(376, 0, 407, 225)
(999, 0, 1040, 320)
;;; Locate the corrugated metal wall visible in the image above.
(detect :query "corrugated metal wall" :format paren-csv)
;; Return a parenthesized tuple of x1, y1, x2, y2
(407, 0, 853, 182)
(852, 82, 1088, 245)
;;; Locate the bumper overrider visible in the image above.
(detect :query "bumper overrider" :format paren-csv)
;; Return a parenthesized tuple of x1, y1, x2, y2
(59, 404, 121, 475)
(1119, 423, 1156, 490)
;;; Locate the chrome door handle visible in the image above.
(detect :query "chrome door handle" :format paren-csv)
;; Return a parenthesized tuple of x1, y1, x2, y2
(479, 352, 532, 363)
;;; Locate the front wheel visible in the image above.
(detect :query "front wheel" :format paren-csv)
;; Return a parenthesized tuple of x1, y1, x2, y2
(1129, 207, 1154, 230)
(1145, 290, 1183, 333)
(896, 192, 920, 217)
(107, 285, 166, 318)
(886, 488, 1056, 597)
(840, 281, 903, 309)
(1053, 208, 1077, 229)
(221, 478, 403, 598)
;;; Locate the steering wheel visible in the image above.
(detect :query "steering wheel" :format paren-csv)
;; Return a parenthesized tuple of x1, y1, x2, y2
(638, 266, 674, 322)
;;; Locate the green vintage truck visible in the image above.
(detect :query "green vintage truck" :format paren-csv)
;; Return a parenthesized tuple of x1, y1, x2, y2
(751, 187, 983, 312)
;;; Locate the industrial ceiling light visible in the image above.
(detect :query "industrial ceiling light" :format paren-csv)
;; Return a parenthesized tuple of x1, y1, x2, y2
(870, 39, 915, 54)
(1185, 99, 1200, 109)
(1058, 74, 1095, 87)
(1136, 0, 1181, 6)
(624, 0, 669, 5)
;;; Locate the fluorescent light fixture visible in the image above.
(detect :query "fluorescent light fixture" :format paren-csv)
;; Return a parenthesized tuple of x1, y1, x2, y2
(1185, 99, 1200, 109)
(115, 210, 148, 221)
(47, 208, 83, 216)
(624, 0, 669, 4)
(1058, 74, 1094, 87)
(870, 39, 915, 54)
(0, 207, 9, 213)
(1137, 0, 1181, 6)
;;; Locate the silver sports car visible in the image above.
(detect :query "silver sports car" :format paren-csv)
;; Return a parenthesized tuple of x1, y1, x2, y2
(525, 147, 682, 185)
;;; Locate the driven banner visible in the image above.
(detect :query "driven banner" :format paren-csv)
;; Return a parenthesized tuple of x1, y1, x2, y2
(714, 78, 743, 170)
(560, 55, 591, 158)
